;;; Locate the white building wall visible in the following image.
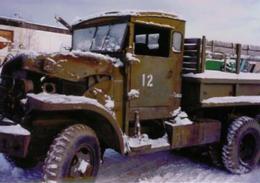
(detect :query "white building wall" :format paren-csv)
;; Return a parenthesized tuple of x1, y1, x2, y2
(0, 24, 71, 62)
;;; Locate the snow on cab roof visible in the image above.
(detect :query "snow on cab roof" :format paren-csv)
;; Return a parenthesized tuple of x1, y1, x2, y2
(73, 10, 184, 25)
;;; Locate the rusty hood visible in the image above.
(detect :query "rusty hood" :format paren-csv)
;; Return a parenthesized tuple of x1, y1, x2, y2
(19, 50, 122, 81)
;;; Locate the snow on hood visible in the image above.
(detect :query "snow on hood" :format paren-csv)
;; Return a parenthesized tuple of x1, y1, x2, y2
(19, 50, 123, 67)
(57, 50, 116, 62)
(57, 50, 123, 67)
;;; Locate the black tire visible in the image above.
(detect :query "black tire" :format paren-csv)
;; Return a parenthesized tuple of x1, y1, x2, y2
(255, 114, 260, 123)
(4, 155, 39, 169)
(43, 124, 100, 182)
(222, 116, 260, 174)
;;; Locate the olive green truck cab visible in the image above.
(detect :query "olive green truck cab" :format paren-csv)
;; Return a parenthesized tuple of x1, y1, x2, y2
(0, 11, 259, 181)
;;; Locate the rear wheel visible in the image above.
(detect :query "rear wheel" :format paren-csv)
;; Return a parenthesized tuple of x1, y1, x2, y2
(43, 124, 100, 182)
(222, 116, 260, 174)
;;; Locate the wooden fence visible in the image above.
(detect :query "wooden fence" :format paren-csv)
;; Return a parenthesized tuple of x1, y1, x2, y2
(183, 36, 260, 74)
(206, 40, 260, 58)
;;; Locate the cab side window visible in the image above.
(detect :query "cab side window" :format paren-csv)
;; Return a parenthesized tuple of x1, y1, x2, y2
(134, 24, 170, 57)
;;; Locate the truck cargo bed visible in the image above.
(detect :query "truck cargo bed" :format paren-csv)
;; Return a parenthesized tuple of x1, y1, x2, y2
(182, 71, 260, 111)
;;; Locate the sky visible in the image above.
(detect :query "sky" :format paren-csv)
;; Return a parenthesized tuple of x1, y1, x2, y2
(1, 0, 260, 45)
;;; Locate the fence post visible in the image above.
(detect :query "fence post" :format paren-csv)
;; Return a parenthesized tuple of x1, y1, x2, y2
(200, 36, 206, 73)
(236, 44, 241, 74)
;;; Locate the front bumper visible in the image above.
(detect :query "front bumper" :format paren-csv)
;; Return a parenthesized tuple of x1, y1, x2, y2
(0, 118, 31, 157)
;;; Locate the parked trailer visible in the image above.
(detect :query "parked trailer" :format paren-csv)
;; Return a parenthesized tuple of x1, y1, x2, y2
(0, 16, 71, 63)
(0, 11, 258, 182)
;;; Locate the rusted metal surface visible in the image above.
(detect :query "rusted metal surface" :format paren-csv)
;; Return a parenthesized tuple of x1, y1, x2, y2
(22, 53, 113, 82)
(166, 120, 221, 149)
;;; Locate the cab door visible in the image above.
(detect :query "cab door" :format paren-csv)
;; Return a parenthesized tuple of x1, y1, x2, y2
(128, 23, 176, 120)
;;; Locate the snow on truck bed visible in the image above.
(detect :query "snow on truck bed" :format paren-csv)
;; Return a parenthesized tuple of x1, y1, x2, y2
(183, 70, 260, 80)
(202, 96, 260, 105)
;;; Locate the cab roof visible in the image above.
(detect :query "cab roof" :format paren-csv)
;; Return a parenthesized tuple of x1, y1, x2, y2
(73, 10, 185, 28)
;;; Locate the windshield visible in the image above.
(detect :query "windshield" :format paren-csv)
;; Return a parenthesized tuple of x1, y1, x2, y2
(73, 23, 127, 52)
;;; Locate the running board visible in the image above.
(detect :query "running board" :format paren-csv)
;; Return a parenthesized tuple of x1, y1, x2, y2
(128, 145, 171, 156)
(126, 134, 171, 156)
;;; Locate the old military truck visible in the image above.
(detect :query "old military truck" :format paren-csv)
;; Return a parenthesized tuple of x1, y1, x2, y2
(0, 11, 259, 182)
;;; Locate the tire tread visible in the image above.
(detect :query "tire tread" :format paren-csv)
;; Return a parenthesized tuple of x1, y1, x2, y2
(222, 116, 259, 174)
(43, 124, 99, 182)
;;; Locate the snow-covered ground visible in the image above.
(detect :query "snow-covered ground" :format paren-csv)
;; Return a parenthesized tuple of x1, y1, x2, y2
(0, 149, 259, 183)
(0, 154, 42, 183)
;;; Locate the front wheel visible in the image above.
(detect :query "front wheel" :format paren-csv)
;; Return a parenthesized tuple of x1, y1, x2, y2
(222, 116, 260, 174)
(43, 124, 100, 182)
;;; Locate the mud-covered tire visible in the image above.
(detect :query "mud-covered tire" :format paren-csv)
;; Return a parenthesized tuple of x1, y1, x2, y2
(43, 124, 100, 182)
(222, 116, 260, 174)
